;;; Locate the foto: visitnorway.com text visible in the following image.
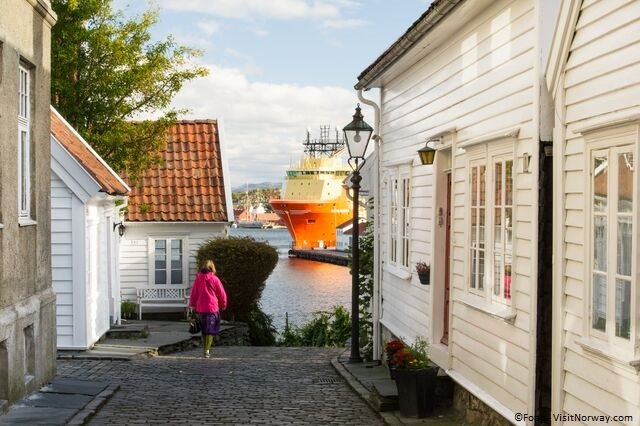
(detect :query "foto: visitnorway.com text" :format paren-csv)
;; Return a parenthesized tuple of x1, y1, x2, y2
(514, 412, 634, 423)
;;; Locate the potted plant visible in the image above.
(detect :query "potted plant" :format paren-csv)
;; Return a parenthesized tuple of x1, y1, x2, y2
(415, 261, 430, 285)
(389, 337, 438, 418)
(384, 339, 406, 378)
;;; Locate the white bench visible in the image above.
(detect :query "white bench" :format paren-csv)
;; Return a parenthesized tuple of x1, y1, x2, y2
(136, 287, 190, 320)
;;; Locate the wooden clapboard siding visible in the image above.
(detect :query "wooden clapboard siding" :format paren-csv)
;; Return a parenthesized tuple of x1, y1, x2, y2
(119, 223, 227, 296)
(375, 0, 540, 414)
(552, 0, 640, 422)
(51, 174, 74, 347)
(565, 0, 640, 124)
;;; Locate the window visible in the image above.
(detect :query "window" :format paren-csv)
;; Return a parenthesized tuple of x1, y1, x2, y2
(468, 153, 513, 305)
(18, 64, 31, 220)
(389, 167, 410, 269)
(590, 146, 633, 342)
(153, 238, 185, 285)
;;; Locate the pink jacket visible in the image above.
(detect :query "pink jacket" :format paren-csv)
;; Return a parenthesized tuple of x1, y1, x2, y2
(189, 271, 227, 314)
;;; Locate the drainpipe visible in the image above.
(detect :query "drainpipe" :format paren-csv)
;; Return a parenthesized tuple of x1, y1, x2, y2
(113, 198, 128, 325)
(357, 89, 382, 361)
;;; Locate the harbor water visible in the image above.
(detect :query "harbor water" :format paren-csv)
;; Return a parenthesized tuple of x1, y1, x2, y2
(229, 227, 351, 333)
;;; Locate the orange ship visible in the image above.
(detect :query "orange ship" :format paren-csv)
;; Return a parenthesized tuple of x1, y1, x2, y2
(270, 126, 353, 249)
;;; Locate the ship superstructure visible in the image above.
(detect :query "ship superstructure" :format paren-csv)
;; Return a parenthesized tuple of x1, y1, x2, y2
(270, 126, 353, 249)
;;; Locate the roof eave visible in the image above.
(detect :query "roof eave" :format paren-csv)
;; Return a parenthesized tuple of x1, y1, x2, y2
(354, 0, 466, 91)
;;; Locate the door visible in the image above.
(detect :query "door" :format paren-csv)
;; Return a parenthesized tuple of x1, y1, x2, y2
(441, 173, 452, 345)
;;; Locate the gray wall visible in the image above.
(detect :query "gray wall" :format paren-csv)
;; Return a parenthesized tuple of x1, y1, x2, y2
(0, 0, 57, 411)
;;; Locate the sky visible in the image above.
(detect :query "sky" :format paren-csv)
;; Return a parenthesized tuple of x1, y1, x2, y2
(113, 0, 431, 188)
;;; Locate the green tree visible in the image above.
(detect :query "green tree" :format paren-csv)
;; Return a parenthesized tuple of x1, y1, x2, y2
(51, 0, 208, 181)
(348, 220, 374, 361)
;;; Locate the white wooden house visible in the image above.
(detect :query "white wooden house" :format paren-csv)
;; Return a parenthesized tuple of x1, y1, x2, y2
(546, 0, 640, 422)
(119, 120, 234, 318)
(355, 0, 559, 422)
(50, 107, 130, 349)
(336, 219, 367, 252)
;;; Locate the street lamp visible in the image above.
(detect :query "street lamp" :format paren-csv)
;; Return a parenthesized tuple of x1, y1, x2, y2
(343, 103, 373, 363)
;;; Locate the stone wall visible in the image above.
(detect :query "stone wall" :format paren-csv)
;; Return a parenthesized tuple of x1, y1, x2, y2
(453, 384, 512, 426)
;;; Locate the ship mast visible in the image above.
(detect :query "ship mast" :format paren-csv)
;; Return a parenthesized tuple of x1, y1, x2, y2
(304, 125, 345, 158)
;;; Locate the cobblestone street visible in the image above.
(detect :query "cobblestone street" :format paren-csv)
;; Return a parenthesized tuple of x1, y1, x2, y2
(56, 346, 385, 425)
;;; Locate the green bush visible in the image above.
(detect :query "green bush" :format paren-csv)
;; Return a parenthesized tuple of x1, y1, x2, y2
(246, 306, 277, 346)
(196, 236, 278, 321)
(196, 236, 279, 345)
(121, 299, 137, 319)
(278, 305, 351, 347)
(348, 221, 374, 361)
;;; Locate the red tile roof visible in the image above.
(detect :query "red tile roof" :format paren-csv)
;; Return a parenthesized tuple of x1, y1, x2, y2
(125, 120, 229, 222)
(50, 107, 130, 196)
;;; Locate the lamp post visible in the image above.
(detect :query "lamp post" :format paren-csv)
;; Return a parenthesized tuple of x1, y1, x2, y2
(343, 103, 373, 363)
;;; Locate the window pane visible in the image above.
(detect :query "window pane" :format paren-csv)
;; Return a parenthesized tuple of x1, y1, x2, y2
(593, 216, 607, 272)
(617, 217, 632, 276)
(592, 273, 606, 332)
(505, 160, 513, 205)
(479, 166, 486, 206)
(617, 153, 633, 213)
(471, 167, 477, 205)
(155, 270, 167, 285)
(478, 248, 485, 290)
(494, 162, 502, 203)
(593, 156, 607, 212)
(615, 278, 631, 339)
(20, 130, 29, 213)
(171, 270, 182, 285)
(154, 240, 167, 284)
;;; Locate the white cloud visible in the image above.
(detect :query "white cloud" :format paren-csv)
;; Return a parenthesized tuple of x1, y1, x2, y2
(196, 20, 220, 36)
(160, 0, 342, 21)
(171, 64, 364, 186)
(322, 18, 368, 29)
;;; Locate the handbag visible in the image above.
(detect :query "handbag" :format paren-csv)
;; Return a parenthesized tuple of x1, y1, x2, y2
(188, 312, 201, 335)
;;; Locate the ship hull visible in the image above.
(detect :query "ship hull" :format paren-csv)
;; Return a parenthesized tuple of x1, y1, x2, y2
(270, 199, 352, 249)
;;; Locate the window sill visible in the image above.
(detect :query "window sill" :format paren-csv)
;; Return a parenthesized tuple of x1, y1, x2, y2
(457, 293, 516, 323)
(576, 337, 640, 373)
(18, 218, 37, 227)
(383, 263, 411, 281)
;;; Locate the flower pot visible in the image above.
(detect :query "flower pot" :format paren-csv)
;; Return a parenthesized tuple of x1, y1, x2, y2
(394, 366, 438, 418)
(418, 273, 430, 285)
(386, 360, 397, 379)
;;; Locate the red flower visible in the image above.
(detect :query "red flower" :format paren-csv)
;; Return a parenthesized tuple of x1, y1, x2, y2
(384, 339, 406, 358)
(389, 349, 416, 368)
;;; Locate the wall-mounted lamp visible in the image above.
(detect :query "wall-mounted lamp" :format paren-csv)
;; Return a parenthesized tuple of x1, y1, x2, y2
(113, 222, 126, 237)
(522, 152, 532, 173)
(418, 140, 437, 165)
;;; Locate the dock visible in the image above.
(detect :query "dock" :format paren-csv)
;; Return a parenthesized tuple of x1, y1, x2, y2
(288, 249, 349, 266)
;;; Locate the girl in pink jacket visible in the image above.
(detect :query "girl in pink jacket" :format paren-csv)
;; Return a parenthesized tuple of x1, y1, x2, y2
(189, 260, 227, 358)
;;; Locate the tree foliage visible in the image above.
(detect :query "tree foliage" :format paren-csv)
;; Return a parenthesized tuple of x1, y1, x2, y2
(348, 220, 374, 360)
(51, 0, 208, 181)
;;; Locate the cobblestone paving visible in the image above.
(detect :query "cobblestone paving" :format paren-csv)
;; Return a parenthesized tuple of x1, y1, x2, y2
(57, 346, 384, 425)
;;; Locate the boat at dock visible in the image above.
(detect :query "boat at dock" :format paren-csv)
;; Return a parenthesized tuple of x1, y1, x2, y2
(270, 126, 353, 250)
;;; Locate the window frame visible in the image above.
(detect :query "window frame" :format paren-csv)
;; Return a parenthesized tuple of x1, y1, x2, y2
(465, 143, 514, 307)
(388, 165, 411, 271)
(150, 237, 188, 287)
(18, 64, 31, 222)
(586, 131, 637, 352)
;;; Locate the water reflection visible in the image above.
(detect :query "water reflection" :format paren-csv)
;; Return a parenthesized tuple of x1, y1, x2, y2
(229, 228, 351, 332)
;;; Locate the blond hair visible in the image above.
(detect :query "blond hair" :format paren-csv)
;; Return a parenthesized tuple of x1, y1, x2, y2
(201, 259, 216, 274)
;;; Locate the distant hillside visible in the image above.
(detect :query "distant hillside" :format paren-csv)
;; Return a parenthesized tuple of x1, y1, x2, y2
(232, 182, 282, 192)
